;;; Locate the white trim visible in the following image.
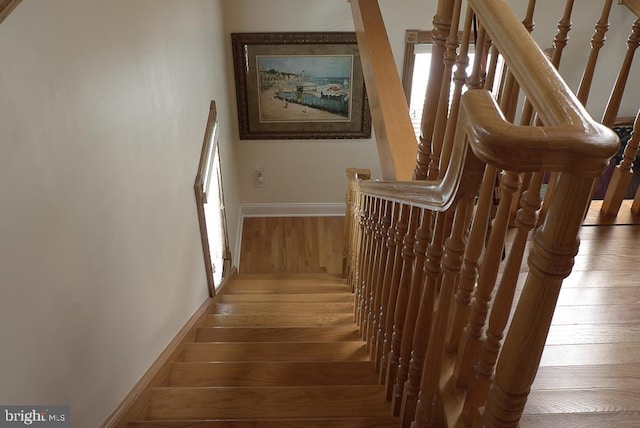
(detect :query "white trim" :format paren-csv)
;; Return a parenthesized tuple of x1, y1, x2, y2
(233, 203, 347, 271)
(241, 203, 346, 217)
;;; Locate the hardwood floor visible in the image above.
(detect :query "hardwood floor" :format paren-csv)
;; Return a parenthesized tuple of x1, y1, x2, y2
(517, 221, 640, 426)
(239, 216, 344, 275)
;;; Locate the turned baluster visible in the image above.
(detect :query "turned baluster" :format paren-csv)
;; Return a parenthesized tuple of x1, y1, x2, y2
(576, 0, 614, 105)
(480, 175, 594, 427)
(462, 173, 543, 426)
(411, 196, 474, 427)
(415, 0, 456, 180)
(446, 165, 497, 353)
(399, 209, 450, 426)
(602, 17, 640, 128)
(356, 195, 374, 326)
(426, 0, 464, 181)
(538, 0, 576, 217)
(453, 169, 522, 388)
(364, 197, 385, 341)
(391, 208, 432, 414)
(385, 206, 421, 400)
(467, 26, 487, 91)
(359, 197, 380, 333)
(521, 0, 574, 125)
(379, 204, 411, 381)
(595, 17, 640, 202)
(603, 110, 640, 215)
(344, 169, 371, 284)
(349, 189, 365, 293)
(374, 201, 401, 370)
(345, 183, 356, 288)
(369, 199, 394, 357)
(440, 4, 473, 177)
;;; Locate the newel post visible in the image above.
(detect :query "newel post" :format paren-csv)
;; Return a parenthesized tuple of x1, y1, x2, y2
(479, 173, 594, 427)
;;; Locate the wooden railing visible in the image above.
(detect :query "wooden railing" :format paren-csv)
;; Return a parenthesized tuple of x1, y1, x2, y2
(0, 0, 21, 24)
(345, 0, 625, 426)
(194, 101, 219, 298)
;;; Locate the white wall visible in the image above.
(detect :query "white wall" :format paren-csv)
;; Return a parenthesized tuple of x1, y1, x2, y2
(224, 0, 435, 209)
(0, 1, 238, 426)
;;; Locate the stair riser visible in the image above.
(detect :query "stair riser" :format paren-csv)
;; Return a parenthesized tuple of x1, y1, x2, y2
(195, 326, 361, 342)
(181, 342, 369, 362)
(145, 386, 392, 419)
(205, 314, 355, 327)
(168, 361, 379, 387)
(212, 302, 354, 315)
(219, 293, 353, 303)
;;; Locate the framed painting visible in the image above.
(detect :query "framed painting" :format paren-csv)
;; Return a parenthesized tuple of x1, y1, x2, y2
(231, 32, 372, 140)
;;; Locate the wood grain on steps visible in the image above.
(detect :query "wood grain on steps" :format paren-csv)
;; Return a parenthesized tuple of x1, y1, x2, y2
(205, 313, 355, 327)
(129, 274, 396, 427)
(181, 341, 369, 362)
(219, 293, 352, 303)
(195, 326, 361, 342)
(224, 283, 350, 294)
(212, 302, 354, 315)
(168, 361, 379, 387)
(145, 385, 392, 419)
(129, 416, 401, 427)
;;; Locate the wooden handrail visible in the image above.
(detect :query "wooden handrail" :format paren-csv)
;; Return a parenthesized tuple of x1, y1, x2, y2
(620, 0, 640, 16)
(350, 0, 618, 212)
(0, 0, 21, 24)
(194, 101, 218, 298)
(350, 0, 418, 180)
(346, 0, 624, 427)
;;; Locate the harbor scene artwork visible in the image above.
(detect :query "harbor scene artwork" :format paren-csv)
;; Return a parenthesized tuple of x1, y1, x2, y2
(232, 32, 371, 139)
(257, 55, 354, 123)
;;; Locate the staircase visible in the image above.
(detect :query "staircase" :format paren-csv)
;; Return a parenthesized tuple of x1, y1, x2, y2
(129, 273, 400, 427)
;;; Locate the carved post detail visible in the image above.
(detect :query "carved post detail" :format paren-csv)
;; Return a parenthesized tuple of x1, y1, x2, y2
(576, 0, 614, 105)
(415, 0, 456, 179)
(453, 171, 522, 388)
(411, 196, 473, 427)
(374, 202, 401, 370)
(602, 110, 640, 215)
(379, 204, 411, 381)
(462, 173, 543, 425)
(385, 206, 421, 400)
(480, 175, 594, 427)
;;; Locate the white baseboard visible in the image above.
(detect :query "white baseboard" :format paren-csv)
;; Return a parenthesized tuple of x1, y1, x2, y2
(233, 203, 347, 270)
(241, 203, 346, 217)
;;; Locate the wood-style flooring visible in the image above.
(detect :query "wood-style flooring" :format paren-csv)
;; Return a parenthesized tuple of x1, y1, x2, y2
(240, 216, 344, 275)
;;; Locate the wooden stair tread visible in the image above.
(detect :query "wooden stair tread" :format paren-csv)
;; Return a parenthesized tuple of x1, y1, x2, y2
(224, 284, 350, 294)
(234, 273, 344, 281)
(220, 293, 352, 303)
(195, 326, 361, 342)
(129, 416, 401, 427)
(168, 361, 379, 387)
(128, 274, 399, 426)
(145, 385, 393, 419)
(181, 341, 369, 362)
(205, 313, 355, 327)
(212, 302, 354, 315)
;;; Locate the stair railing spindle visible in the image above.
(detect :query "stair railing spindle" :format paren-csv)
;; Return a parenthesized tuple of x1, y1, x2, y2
(462, 172, 543, 426)
(603, 109, 640, 214)
(411, 196, 474, 427)
(385, 205, 421, 400)
(379, 204, 411, 383)
(374, 201, 401, 370)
